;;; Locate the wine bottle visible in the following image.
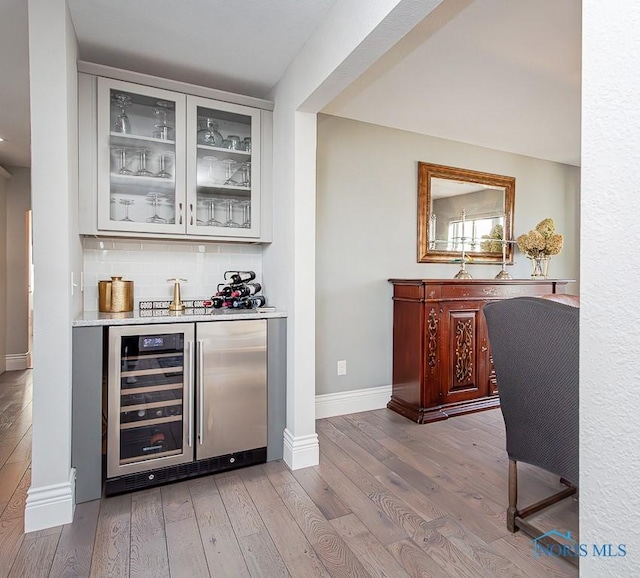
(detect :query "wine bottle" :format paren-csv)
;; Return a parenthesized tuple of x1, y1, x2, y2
(216, 284, 235, 297)
(249, 295, 266, 308)
(231, 297, 252, 309)
(226, 271, 256, 285)
(211, 296, 225, 308)
(231, 282, 262, 297)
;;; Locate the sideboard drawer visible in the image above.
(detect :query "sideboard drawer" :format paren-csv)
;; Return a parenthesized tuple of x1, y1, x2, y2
(440, 283, 554, 300)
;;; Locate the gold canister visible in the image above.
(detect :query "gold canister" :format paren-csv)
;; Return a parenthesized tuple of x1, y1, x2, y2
(98, 276, 134, 312)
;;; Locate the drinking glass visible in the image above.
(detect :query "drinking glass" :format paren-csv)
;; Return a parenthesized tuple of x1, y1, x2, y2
(114, 147, 133, 175)
(224, 199, 241, 228)
(136, 148, 154, 177)
(112, 93, 132, 134)
(242, 137, 252, 153)
(146, 192, 167, 223)
(119, 199, 134, 222)
(156, 153, 172, 178)
(227, 135, 241, 150)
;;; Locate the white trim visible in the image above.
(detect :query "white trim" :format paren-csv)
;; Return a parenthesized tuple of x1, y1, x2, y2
(25, 468, 76, 532)
(282, 429, 319, 470)
(315, 385, 392, 419)
(6, 353, 29, 371)
(77, 61, 274, 111)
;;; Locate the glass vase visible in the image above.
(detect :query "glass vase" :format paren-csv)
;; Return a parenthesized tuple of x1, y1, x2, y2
(530, 256, 551, 279)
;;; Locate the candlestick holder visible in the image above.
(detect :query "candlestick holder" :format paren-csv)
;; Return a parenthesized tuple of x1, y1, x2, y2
(495, 239, 512, 280)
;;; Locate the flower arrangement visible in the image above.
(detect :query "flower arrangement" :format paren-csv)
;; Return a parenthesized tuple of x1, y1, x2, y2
(480, 224, 504, 252)
(516, 218, 563, 258)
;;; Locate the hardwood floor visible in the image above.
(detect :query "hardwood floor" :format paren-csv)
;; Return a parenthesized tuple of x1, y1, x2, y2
(0, 369, 577, 577)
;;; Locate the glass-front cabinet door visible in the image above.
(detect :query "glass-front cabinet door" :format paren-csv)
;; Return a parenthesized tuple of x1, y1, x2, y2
(107, 324, 194, 478)
(186, 95, 261, 238)
(97, 78, 187, 235)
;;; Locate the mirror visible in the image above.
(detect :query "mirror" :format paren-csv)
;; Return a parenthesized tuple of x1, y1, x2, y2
(417, 162, 515, 264)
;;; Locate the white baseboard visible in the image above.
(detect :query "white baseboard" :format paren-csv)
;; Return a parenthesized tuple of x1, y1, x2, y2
(25, 468, 76, 532)
(315, 384, 392, 419)
(6, 353, 29, 371)
(282, 429, 319, 470)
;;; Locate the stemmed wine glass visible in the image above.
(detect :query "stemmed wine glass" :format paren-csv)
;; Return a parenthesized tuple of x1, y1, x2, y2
(114, 147, 133, 175)
(204, 198, 224, 226)
(222, 160, 238, 185)
(136, 148, 154, 177)
(119, 199, 134, 222)
(153, 101, 173, 140)
(112, 93, 132, 134)
(146, 192, 167, 223)
(224, 199, 241, 227)
(238, 200, 251, 228)
(238, 162, 251, 187)
(202, 156, 218, 185)
(156, 153, 172, 178)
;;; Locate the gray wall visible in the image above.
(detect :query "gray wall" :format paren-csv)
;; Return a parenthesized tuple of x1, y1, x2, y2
(5, 167, 31, 357)
(0, 169, 7, 374)
(316, 114, 580, 396)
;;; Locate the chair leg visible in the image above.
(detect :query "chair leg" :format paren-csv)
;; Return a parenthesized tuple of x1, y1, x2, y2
(507, 459, 518, 533)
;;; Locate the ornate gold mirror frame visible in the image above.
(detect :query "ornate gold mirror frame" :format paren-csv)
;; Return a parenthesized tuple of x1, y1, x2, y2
(417, 162, 515, 264)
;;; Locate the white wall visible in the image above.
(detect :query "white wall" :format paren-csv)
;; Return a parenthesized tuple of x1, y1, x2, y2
(316, 114, 580, 397)
(5, 167, 31, 362)
(0, 167, 9, 375)
(82, 239, 262, 310)
(26, 0, 80, 531)
(266, 0, 445, 470)
(582, 1, 640, 573)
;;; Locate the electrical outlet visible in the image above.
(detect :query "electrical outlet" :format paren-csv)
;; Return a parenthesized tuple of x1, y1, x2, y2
(337, 360, 347, 376)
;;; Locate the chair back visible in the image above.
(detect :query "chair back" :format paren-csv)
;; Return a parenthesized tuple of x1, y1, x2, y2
(483, 297, 579, 485)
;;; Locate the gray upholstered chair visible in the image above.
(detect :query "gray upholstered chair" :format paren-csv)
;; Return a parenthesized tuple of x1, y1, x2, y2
(483, 296, 578, 554)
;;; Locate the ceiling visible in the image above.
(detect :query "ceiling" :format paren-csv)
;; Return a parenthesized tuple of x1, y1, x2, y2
(323, 0, 581, 166)
(0, 0, 580, 169)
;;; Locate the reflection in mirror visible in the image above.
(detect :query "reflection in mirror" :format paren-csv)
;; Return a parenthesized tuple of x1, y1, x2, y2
(418, 163, 515, 264)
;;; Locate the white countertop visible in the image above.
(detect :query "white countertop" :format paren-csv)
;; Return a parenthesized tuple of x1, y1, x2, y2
(73, 308, 287, 327)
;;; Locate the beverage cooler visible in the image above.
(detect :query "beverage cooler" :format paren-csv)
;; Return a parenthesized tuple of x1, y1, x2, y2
(106, 321, 267, 494)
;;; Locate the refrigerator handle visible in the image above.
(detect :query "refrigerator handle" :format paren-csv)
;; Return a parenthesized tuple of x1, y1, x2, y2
(198, 339, 204, 445)
(187, 340, 194, 447)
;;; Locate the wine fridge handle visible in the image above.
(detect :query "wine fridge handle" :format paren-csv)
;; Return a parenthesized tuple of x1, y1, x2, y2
(187, 340, 194, 447)
(198, 339, 204, 445)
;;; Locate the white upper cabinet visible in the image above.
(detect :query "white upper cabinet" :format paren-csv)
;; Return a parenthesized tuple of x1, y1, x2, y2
(79, 72, 271, 242)
(97, 78, 187, 235)
(185, 95, 261, 238)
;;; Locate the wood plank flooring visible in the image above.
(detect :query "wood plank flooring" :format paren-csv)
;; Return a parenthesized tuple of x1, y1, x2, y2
(0, 369, 578, 577)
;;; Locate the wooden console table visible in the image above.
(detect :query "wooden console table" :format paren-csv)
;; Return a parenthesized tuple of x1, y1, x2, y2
(388, 279, 571, 423)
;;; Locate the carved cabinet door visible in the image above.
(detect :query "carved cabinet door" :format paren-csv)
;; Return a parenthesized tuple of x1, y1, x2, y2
(440, 301, 491, 404)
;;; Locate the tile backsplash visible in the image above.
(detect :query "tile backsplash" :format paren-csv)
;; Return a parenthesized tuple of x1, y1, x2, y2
(83, 238, 263, 311)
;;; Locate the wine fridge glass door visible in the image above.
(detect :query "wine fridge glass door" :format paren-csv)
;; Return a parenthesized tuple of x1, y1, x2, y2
(107, 324, 195, 478)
